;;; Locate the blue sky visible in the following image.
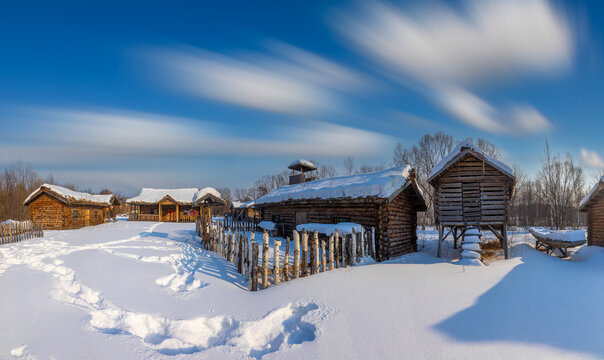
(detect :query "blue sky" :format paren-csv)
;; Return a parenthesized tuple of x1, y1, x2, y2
(1, 0, 603, 196)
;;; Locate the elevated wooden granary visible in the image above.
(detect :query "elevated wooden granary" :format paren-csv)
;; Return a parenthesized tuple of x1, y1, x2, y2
(579, 177, 604, 247)
(428, 141, 515, 259)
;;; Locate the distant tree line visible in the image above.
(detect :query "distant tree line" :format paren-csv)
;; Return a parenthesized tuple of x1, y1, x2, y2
(0, 133, 589, 230)
(0, 163, 127, 222)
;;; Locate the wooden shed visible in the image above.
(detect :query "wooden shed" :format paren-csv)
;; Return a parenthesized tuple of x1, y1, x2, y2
(230, 200, 257, 222)
(23, 184, 120, 230)
(254, 165, 426, 261)
(126, 187, 224, 223)
(428, 141, 516, 258)
(579, 177, 604, 247)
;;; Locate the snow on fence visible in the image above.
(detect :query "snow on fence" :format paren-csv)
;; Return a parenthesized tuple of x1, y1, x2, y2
(195, 217, 376, 291)
(0, 221, 44, 245)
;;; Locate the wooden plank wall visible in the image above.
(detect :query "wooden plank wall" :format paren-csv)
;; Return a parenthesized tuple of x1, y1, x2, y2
(434, 154, 511, 225)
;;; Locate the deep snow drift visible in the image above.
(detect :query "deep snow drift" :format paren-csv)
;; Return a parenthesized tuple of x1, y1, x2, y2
(0, 222, 602, 359)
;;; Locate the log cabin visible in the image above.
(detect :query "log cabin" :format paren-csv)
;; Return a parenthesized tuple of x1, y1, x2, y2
(428, 141, 516, 258)
(579, 177, 604, 247)
(254, 165, 426, 261)
(230, 200, 257, 222)
(127, 187, 225, 222)
(23, 184, 120, 230)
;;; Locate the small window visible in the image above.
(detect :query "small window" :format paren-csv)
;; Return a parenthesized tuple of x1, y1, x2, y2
(271, 214, 280, 222)
(94, 211, 98, 218)
(73, 210, 78, 220)
(332, 216, 350, 223)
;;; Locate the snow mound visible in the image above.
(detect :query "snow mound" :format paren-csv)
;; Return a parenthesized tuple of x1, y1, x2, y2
(296, 222, 363, 235)
(529, 227, 586, 242)
(258, 221, 276, 231)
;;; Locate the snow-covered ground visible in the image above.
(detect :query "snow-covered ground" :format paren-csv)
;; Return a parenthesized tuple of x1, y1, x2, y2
(1, 221, 603, 359)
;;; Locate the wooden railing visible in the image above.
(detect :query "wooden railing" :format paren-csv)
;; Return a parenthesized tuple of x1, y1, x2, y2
(196, 218, 376, 291)
(132, 214, 196, 222)
(1, 221, 43, 245)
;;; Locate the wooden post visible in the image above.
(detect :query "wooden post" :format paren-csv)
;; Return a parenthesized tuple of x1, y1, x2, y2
(248, 230, 255, 280)
(159, 204, 162, 222)
(274, 238, 281, 285)
(293, 231, 300, 279)
(313, 231, 320, 275)
(360, 227, 365, 258)
(329, 234, 334, 270)
(342, 233, 347, 267)
(176, 204, 180, 223)
(284, 236, 290, 282)
(351, 228, 357, 266)
(503, 223, 509, 259)
(335, 230, 340, 269)
(321, 238, 326, 272)
(371, 227, 376, 259)
(239, 231, 245, 274)
(301, 230, 308, 277)
(251, 242, 259, 291)
(437, 225, 444, 258)
(262, 230, 269, 289)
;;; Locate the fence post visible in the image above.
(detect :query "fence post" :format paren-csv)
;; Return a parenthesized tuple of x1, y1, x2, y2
(342, 233, 348, 267)
(284, 236, 290, 282)
(262, 230, 269, 289)
(293, 231, 300, 279)
(335, 230, 340, 269)
(312, 231, 320, 274)
(301, 230, 308, 277)
(371, 227, 376, 259)
(321, 238, 326, 272)
(360, 227, 365, 258)
(251, 242, 259, 291)
(329, 234, 334, 270)
(274, 238, 281, 285)
(248, 230, 255, 281)
(351, 228, 357, 266)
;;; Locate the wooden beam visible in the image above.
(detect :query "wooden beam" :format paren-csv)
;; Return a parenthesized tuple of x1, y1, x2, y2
(176, 204, 180, 223)
(437, 226, 444, 258)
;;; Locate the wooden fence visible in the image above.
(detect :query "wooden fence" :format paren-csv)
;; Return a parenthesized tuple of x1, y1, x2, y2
(0, 221, 44, 245)
(195, 218, 376, 291)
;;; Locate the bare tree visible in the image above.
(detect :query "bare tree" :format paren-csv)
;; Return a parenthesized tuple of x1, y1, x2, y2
(536, 139, 585, 229)
(343, 156, 355, 175)
(393, 132, 456, 227)
(476, 137, 501, 159)
(317, 164, 337, 179)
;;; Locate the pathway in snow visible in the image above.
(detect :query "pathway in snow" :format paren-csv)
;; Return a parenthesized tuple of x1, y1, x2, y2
(0, 222, 320, 358)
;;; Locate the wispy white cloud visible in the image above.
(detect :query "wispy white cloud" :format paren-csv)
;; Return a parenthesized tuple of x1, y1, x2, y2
(581, 148, 604, 168)
(0, 107, 392, 166)
(145, 44, 371, 115)
(437, 87, 552, 134)
(334, 0, 573, 134)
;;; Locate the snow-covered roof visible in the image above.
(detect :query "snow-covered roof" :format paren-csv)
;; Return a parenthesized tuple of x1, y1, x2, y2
(428, 140, 514, 182)
(127, 187, 224, 206)
(127, 188, 198, 205)
(288, 159, 317, 171)
(579, 176, 604, 211)
(255, 165, 422, 205)
(24, 184, 116, 206)
(231, 200, 255, 209)
(193, 187, 225, 205)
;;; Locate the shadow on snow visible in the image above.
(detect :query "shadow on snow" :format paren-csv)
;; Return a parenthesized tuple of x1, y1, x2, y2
(433, 244, 604, 358)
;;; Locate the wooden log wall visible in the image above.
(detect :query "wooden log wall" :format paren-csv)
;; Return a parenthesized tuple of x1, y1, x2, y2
(29, 193, 108, 230)
(195, 217, 377, 291)
(256, 185, 422, 261)
(587, 193, 604, 247)
(0, 221, 44, 245)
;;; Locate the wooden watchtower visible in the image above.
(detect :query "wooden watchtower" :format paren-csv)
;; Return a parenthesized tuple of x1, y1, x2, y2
(428, 141, 515, 259)
(288, 159, 317, 185)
